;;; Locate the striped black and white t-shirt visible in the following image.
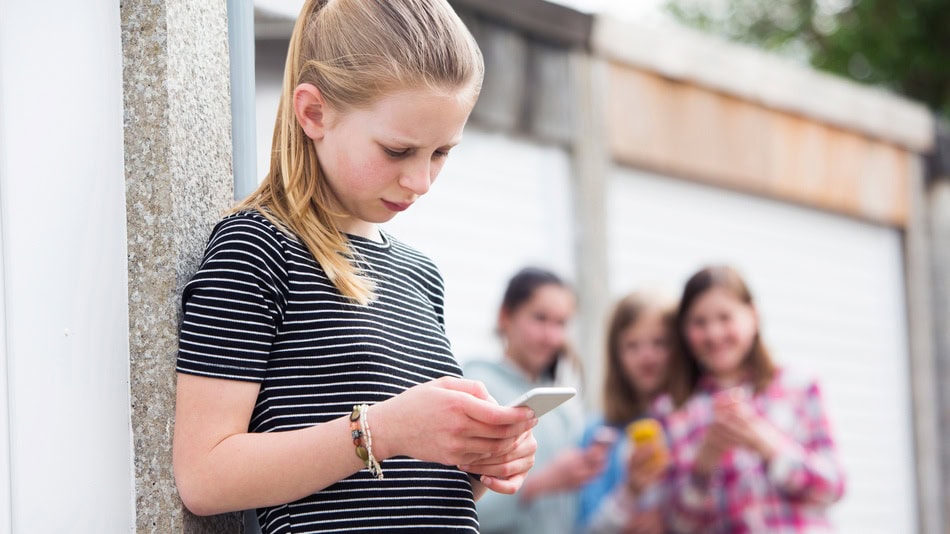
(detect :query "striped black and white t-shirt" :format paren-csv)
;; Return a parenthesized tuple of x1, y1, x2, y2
(177, 210, 478, 533)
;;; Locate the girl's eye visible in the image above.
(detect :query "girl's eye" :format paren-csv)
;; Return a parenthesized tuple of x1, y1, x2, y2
(383, 147, 409, 158)
(433, 150, 450, 159)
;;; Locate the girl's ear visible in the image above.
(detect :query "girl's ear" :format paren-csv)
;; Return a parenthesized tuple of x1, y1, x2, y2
(293, 83, 330, 140)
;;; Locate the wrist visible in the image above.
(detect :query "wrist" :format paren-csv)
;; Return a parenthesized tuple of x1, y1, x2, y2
(752, 421, 781, 461)
(363, 401, 397, 461)
(350, 404, 384, 479)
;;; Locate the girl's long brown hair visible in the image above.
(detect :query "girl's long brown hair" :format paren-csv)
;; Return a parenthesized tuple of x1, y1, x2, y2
(667, 265, 776, 407)
(602, 293, 674, 425)
(234, 0, 484, 304)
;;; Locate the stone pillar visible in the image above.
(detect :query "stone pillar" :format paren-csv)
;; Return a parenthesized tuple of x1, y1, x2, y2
(121, 1, 239, 532)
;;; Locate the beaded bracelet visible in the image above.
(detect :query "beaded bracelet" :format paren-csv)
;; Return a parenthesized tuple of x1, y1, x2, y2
(349, 404, 383, 480)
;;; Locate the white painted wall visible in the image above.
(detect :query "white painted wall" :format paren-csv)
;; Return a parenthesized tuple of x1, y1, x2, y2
(607, 168, 917, 534)
(0, 1, 134, 532)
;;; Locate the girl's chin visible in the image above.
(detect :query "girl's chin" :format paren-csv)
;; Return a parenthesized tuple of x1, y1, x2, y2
(701, 356, 743, 373)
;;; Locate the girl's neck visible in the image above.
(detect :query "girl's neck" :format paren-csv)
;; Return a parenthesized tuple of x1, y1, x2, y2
(344, 221, 381, 242)
(636, 389, 659, 407)
(709, 368, 746, 389)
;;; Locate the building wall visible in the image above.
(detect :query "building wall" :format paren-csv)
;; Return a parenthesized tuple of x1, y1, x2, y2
(0, 1, 134, 531)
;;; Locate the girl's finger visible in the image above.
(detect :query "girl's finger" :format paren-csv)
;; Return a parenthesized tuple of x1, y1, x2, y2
(437, 377, 497, 403)
(480, 472, 527, 495)
(459, 431, 536, 468)
(460, 395, 535, 426)
(461, 453, 535, 480)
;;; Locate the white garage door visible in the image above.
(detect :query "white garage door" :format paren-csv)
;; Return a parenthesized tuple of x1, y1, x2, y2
(384, 127, 576, 365)
(607, 167, 917, 534)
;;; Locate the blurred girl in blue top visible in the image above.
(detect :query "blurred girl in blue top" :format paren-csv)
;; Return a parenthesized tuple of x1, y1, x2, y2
(576, 291, 675, 534)
(465, 267, 611, 534)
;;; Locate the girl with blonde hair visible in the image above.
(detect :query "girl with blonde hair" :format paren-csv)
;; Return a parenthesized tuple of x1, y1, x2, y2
(172, 1, 537, 532)
(577, 291, 675, 534)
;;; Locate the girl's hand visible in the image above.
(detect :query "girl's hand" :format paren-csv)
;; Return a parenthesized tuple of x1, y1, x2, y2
(459, 429, 538, 494)
(714, 400, 783, 460)
(371, 377, 537, 468)
(626, 442, 669, 495)
(692, 387, 752, 477)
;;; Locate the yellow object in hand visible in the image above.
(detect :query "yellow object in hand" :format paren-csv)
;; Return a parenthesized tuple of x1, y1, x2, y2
(627, 418, 663, 445)
(626, 418, 668, 470)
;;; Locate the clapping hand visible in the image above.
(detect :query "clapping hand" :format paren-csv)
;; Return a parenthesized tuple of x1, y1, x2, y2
(695, 388, 783, 476)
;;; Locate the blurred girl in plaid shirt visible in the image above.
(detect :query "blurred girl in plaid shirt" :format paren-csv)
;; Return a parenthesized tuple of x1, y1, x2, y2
(663, 265, 846, 533)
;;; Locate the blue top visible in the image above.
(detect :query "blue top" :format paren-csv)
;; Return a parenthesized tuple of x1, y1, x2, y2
(575, 399, 674, 533)
(576, 417, 630, 530)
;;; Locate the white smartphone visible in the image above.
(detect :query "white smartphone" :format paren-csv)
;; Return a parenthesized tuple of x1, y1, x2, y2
(506, 386, 576, 417)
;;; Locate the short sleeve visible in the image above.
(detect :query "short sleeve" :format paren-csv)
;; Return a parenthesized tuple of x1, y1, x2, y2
(176, 214, 289, 382)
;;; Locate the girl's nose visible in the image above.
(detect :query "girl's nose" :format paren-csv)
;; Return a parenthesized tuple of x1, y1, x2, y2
(399, 160, 432, 196)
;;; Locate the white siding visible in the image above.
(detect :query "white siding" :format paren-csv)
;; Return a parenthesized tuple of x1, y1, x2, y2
(607, 167, 917, 534)
(384, 128, 576, 364)
(0, 1, 134, 532)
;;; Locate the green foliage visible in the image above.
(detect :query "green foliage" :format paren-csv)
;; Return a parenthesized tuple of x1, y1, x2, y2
(666, 0, 950, 118)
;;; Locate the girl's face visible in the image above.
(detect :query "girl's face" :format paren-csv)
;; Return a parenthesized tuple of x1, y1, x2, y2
(618, 310, 669, 398)
(500, 284, 575, 380)
(311, 87, 475, 239)
(683, 287, 758, 380)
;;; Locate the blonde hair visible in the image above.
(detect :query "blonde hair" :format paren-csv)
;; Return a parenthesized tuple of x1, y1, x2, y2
(235, 0, 484, 304)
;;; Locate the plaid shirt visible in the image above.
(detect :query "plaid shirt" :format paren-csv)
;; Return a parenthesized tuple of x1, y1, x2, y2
(663, 368, 845, 533)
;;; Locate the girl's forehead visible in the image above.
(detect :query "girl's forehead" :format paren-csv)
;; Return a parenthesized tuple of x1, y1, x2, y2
(692, 287, 747, 308)
(359, 87, 473, 140)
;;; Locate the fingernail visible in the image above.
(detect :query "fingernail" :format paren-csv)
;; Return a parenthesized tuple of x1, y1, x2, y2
(481, 475, 493, 485)
(530, 417, 539, 427)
